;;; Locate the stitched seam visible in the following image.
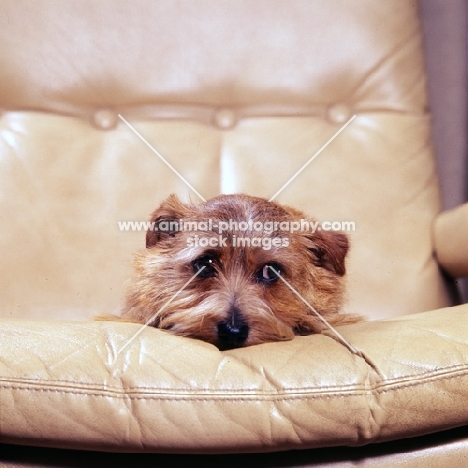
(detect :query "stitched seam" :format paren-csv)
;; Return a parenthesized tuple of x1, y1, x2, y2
(1, 363, 467, 394)
(0, 376, 366, 394)
(0, 386, 363, 401)
(1, 369, 468, 401)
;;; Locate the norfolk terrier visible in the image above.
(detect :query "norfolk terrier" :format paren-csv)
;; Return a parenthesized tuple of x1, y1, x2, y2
(118, 194, 360, 350)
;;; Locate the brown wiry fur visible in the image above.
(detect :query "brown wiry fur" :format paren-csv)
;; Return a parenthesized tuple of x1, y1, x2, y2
(119, 194, 361, 349)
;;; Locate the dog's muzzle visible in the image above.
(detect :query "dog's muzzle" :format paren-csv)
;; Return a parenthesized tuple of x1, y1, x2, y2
(217, 312, 249, 350)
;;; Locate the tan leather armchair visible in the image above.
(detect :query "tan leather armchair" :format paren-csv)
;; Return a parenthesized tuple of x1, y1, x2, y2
(1, 1, 467, 466)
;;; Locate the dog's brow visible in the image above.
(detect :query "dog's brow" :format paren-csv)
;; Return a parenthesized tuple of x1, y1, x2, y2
(268, 265, 360, 355)
(118, 114, 207, 202)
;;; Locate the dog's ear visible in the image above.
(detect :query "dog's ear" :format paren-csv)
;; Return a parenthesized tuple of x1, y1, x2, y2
(146, 194, 189, 248)
(306, 231, 349, 276)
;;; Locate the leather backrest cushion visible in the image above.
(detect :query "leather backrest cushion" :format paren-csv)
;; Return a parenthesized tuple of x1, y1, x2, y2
(0, 0, 452, 320)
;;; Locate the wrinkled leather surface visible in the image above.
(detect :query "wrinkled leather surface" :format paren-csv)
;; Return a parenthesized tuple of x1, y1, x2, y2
(1, 306, 468, 453)
(3, 426, 468, 467)
(0, 0, 467, 465)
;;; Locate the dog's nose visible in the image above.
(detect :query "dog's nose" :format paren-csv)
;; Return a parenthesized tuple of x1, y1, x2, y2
(217, 320, 249, 350)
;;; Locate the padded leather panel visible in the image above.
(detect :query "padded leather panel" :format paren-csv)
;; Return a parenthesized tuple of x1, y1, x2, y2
(2, 306, 468, 453)
(0, 0, 425, 113)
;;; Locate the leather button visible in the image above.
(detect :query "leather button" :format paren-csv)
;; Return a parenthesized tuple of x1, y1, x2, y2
(213, 108, 237, 129)
(327, 103, 353, 124)
(92, 109, 118, 130)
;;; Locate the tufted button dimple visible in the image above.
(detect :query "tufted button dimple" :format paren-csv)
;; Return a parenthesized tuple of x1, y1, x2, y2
(327, 103, 353, 124)
(92, 108, 119, 130)
(213, 108, 237, 130)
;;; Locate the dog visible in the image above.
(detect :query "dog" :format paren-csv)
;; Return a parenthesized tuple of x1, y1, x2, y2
(117, 193, 360, 350)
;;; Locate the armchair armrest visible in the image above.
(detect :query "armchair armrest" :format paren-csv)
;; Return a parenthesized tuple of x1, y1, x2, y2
(434, 203, 468, 278)
(2, 306, 468, 453)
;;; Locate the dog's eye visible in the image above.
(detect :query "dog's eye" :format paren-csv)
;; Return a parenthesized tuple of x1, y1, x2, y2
(256, 263, 281, 284)
(192, 255, 217, 278)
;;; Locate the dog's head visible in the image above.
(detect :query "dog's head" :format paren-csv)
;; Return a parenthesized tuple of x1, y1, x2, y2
(125, 194, 352, 350)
